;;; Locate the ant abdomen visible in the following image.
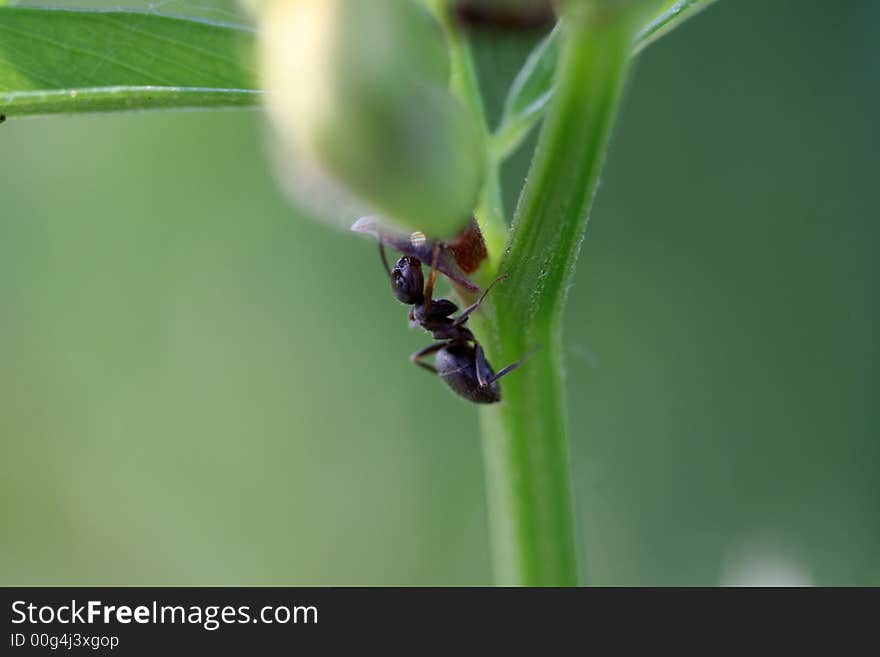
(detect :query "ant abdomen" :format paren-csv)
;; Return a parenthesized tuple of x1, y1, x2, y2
(436, 344, 502, 404)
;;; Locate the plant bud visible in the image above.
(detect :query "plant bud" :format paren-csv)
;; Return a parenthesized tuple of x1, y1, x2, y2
(259, 0, 485, 238)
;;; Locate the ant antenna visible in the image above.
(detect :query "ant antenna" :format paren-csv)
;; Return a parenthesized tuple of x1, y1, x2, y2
(378, 241, 393, 279)
(453, 274, 510, 327)
(489, 343, 542, 384)
(476, 274, 508, 305)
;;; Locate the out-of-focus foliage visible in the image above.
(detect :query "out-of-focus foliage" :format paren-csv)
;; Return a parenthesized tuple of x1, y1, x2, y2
(260, 0, 485, 238)
(0, 0, 877, 585)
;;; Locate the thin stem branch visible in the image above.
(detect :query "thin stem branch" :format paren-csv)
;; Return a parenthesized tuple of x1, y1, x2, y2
(433, 2, 508, 269)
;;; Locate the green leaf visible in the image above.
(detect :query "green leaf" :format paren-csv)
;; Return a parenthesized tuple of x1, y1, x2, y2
(492, 0, 718, 159)
(0, 8, 260, 118)
(491, 24, 560, 160)
(634, 0, 718, 54)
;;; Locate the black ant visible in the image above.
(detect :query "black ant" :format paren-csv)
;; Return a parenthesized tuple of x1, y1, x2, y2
(378, 242, 531, 404)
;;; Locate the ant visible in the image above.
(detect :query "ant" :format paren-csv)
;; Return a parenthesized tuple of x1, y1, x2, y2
(378, 241, 532, 404)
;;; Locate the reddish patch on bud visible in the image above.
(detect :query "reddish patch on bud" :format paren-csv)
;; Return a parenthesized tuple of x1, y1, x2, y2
(447, 217, 488, 274)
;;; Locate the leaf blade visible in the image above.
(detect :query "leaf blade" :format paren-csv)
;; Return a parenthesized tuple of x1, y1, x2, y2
(492, 0, 719, 159)
(491, 24, 560, 160)
(0, 7, 259, 118)
(633, 0, 719, 54)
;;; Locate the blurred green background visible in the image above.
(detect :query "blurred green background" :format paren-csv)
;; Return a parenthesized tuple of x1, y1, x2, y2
(1, 0, 877, 585)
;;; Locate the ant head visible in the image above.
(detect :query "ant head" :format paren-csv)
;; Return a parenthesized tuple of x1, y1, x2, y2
(390, 256, 425, 305)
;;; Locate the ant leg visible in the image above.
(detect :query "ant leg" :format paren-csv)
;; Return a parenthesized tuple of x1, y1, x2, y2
(452, 274, 509, 327)
(410, 342, 445, 375)
(475, 342, 540, 387)
(422, 242, 442, 308)
(474, 343, 493, 388)
(378, 242, 393, 278)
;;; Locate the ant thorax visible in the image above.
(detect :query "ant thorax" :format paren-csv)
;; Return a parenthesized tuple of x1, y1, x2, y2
(415, 299, 458, 323)
(413, 298, 474, 342)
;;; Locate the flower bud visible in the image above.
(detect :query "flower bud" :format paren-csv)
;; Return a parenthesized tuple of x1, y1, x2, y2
(259, 0, 485, 238)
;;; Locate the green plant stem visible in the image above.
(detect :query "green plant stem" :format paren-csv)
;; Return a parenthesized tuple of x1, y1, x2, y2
(478, 8, 641, 586)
